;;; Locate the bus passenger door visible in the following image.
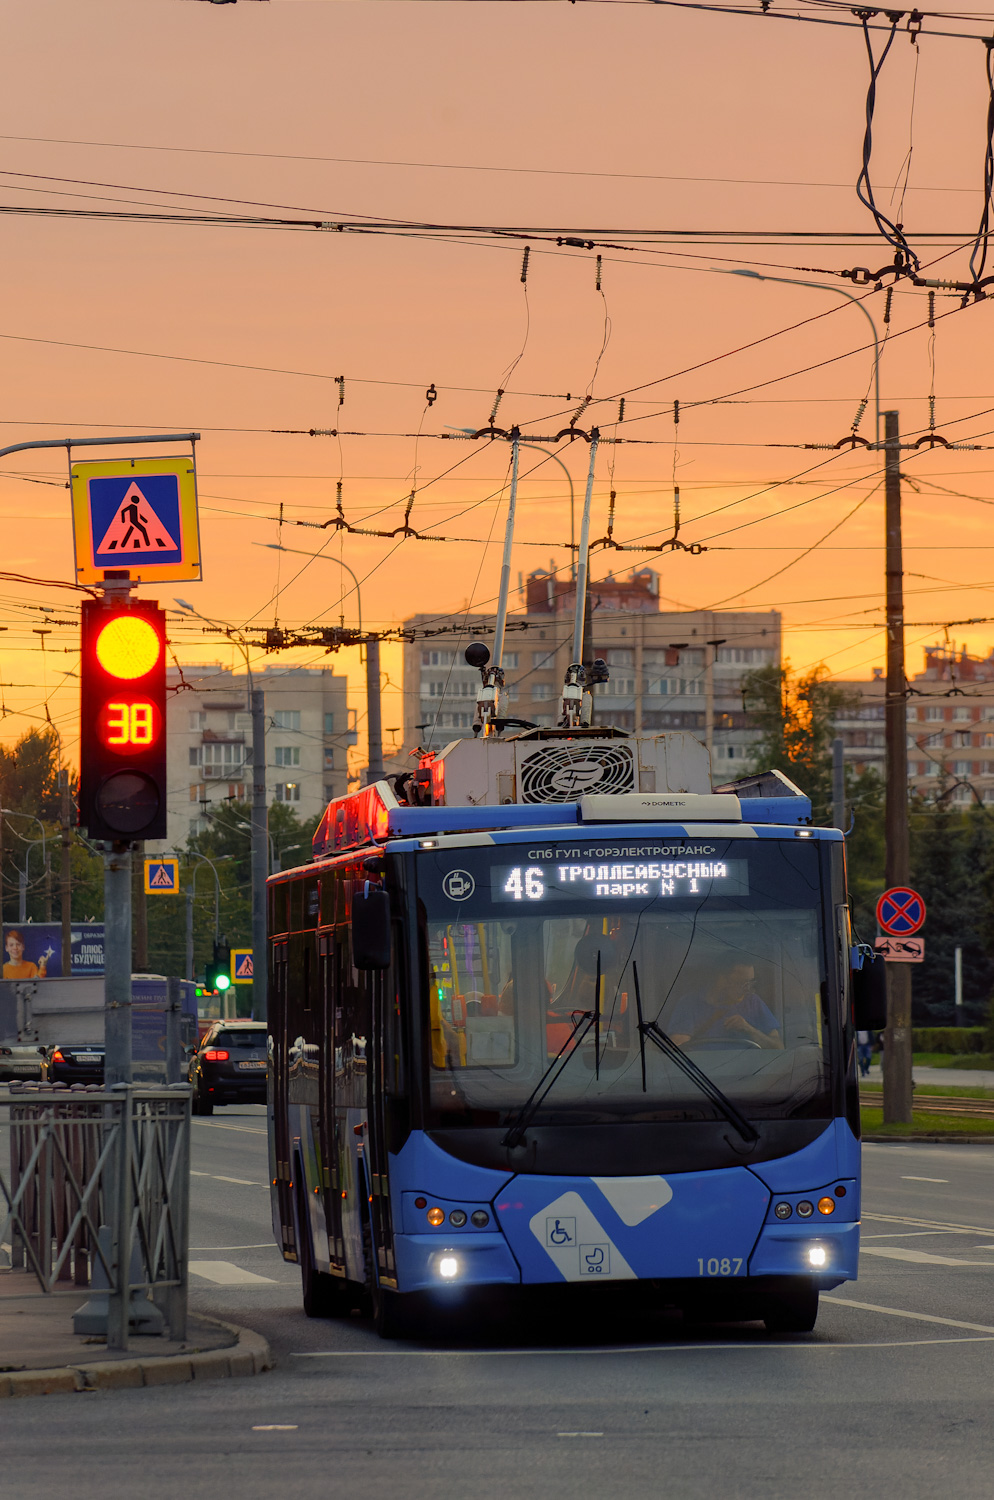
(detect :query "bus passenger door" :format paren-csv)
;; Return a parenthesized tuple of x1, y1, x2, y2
(319, 930, 345, 1269)
(366, 966, 398, 1289)
(269, 939, 297, 1259)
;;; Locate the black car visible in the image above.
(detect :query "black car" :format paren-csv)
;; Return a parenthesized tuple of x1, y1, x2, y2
(47, 1044, 105, 1085)
(189, 1021, 268, 1114)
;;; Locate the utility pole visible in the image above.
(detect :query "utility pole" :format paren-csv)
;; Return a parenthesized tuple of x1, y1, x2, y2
(185, 887, 194, 983)
(832, 737, 845, 832)
(103, 843, 133, 1087)
(954, 945, 963, 1026)
(883, 410, 913, 1124)
(365, 637, 384, 782)
(132, 840, 148, 971)
(60, 773, 71, 975)
(251, 688, 268, 1021)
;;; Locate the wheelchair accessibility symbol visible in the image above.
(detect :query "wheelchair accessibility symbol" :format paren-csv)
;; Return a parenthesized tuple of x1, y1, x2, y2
(579, 1243, 611, 1276)
(546, 1216, 576, 1248)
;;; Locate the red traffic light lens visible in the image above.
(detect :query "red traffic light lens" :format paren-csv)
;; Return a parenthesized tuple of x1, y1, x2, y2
(95, 615, 162, 679)
(97, 698, 161, 752)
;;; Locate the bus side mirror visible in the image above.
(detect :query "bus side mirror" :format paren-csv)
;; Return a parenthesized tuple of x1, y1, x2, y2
(852, 953, 887, 1030)
(352, 883, 392, 970)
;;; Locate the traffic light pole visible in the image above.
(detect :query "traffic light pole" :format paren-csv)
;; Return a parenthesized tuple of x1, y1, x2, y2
(103, 843, 133, 1087)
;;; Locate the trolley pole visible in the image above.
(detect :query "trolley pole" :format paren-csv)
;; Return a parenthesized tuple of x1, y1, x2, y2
(883, 410, 913, 1124)
(365, 636, 384, 783)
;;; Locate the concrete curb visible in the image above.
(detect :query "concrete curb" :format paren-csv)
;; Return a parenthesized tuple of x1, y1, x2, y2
(0, 1317, 272, 1400)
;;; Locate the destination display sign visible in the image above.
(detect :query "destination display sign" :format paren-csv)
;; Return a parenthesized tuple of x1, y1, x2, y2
(492, 859, 749, 903)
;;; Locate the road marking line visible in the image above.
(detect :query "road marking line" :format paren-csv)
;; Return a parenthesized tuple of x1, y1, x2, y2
(862, 1232, 951, 1239)
(558, 1432, 603, 1437)
(189, 1244, 278, 1252)
(252, 1426, 298, 1431)
(192, 1121, 267, 1135)
(901, 1176, 949, 1183)
(188, 1259, 277, 1286)
(190, 1170, 264, 1186)
(823, 1295, 994, 1333)
(861, 1246, 994, 1266)
(863, 1211, 994, 1235)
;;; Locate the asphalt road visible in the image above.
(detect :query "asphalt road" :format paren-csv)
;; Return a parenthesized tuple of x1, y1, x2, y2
(4, 1114, 994, 1500)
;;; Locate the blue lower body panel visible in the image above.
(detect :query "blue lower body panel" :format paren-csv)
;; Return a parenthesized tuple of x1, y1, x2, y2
(387, 1122, 859, 1295)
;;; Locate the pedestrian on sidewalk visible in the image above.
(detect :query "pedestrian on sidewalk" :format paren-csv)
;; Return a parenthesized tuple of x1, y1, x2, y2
(857, 1029, 873, 1078)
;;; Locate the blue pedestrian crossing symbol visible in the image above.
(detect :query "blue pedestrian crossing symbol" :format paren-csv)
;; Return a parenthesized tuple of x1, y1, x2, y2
(144, 858, 179, 895)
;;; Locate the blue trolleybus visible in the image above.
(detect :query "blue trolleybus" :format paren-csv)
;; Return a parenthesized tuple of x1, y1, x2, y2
(268, 732, 862, 1337)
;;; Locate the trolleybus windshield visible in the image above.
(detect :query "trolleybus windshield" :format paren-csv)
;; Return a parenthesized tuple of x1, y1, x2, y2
(419, 836, 833, 1129)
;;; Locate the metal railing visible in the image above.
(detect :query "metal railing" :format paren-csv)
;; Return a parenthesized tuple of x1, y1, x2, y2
(1, 1084, 191, 1350)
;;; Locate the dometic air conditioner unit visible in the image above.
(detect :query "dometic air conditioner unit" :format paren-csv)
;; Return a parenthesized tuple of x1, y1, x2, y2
(431, 730, 712, 807)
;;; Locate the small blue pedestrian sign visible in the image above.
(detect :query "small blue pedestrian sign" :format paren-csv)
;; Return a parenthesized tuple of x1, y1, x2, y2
(876, 886, 926, 937)
(231, 949, 253, 984)
(144, 857, 179, 895)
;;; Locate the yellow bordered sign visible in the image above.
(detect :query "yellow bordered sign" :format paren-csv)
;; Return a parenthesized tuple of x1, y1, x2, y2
(71, 456, 202, 584)
(144, 857, 179, 894)
(231, 948, 254, 984)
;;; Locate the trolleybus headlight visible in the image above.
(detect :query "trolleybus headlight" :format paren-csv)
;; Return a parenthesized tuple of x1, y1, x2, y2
(818, 1197, 836, 1215)
(471, 1210, 490, 1228)
(438, 1255, 460, 1280)
(808, 1246, 827, 1267)
(427, 1207, 445, 1226)
(796, 1200, 814, 1218)
(774, 1202, 792, 1220)
(449, 1209, 467, 1227)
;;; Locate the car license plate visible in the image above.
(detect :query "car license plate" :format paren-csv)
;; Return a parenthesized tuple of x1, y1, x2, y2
(238, 1060, 266, 1069)
(76, 1054, 100, 1062)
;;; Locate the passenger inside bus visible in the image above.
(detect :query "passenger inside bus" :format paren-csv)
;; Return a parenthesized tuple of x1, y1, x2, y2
(665, 959, 784, 1051)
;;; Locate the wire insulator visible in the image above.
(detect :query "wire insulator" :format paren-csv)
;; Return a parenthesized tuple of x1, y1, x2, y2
(674, 485, 681, 534)
(673, 398, 680, 426)
(338, 376, 345, 407)
(595, 254, 603, 291)
(425, 383, 437, 406)
(851, 398, 868, 432)
(571, 395, 591, 426)
(488, 389, 504, 426)
(928, 290, 935, 328)
(336, 480, 345, 521)
(520, 246, 530, 284)
(607, 489, 617, 540)
(929, 394, 936, 431)
(618, 398, 625, 422)
(884, 287, 894, 324)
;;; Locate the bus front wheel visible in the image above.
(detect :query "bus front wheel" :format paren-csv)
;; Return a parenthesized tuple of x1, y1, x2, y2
(762, 1278, 819, 1334)
(297, 1185, 348, 1319)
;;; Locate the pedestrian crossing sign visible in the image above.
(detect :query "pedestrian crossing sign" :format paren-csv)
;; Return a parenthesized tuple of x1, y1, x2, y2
(71, 456, 202, 585)
(144, 857, 179, 894)
(231, 948, 253, 983)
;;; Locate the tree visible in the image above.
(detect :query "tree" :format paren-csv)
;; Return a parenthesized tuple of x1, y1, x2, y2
(742, 662, 858, 825)
(0, 728, 72, 924)
(909, 792, 994, 1024)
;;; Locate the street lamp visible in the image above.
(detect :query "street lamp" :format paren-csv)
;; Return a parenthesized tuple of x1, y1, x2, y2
(724, 268, 883, 448)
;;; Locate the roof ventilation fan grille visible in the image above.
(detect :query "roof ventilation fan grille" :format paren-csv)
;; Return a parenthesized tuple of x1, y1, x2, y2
(518, 743, 635, 803)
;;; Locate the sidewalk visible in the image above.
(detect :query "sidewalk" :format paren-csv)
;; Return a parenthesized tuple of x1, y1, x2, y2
(863, 1064, 994, 1089)
(0, 1271, 271, 1397)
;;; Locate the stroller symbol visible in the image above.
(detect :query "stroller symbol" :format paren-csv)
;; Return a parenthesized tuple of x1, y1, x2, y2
(580, 1243, 610, 1275)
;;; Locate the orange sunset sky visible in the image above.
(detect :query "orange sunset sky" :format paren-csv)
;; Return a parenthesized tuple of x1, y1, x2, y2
(3, 0, 994, 775)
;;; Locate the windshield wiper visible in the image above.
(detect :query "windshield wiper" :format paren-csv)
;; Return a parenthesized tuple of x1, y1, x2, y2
(502, 951, 600, 1150)
(632, 963, 759, 1145)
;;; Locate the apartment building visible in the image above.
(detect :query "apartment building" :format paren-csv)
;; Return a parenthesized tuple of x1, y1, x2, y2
(835, 645, 994, 805)
(398, 568, 781, 774)
(159, 663, 357, 849)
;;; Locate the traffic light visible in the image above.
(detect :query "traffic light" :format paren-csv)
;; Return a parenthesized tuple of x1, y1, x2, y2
(79, 596, 168, 841)
(205, 939, 231, 994)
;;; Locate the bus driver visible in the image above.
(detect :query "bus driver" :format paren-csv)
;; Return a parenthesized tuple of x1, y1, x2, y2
(666, 959, 783, 1051)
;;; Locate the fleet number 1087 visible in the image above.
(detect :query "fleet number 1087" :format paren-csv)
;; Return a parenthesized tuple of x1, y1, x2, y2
(698, 1258, 743, 1276)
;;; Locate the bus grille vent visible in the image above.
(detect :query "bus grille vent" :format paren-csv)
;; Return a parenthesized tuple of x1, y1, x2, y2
(517, 742, 636, 803)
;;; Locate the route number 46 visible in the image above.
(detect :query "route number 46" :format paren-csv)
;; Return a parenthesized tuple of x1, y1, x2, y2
(698, 1257, 743, 1276)
(503, 867, 545, 901)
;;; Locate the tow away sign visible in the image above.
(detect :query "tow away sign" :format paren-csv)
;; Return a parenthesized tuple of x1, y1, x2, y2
(71, 456, 202, 584)
(876, 936, 925, 963)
